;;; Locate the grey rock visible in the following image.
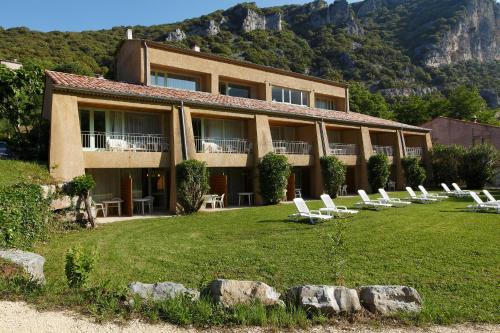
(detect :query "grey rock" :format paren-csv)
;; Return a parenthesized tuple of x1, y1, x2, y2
(357, 0, 409, 17)
(129, 281, 199, 301)
(0, 249, 45, 285)
(241, 9, 282, 32)
(206, 279, 284, 307)
(285, 285, 361, 315)
(166, 29, 186, 42)
(379, 87, 438, 99)
(480, 89, 499, 108)
(359, 285, 422, 315)
(309, 0, 363, 35)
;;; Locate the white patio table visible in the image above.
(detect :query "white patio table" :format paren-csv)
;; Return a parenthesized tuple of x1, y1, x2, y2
(238, 192, 254, 206)
(102, 199, 123, 216)
(133, 198, 152, 215)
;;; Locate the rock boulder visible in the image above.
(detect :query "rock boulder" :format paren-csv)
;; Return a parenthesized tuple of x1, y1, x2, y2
(359, 285, 422, 315)
(129, 281, 199, 301)
(206, 279, 284, 307)
(285, 285, 361, 315)
(0, 249, 45, 285)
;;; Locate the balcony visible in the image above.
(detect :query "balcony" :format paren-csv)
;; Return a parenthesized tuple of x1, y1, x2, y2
(195, 137, 251, 154)
(406, 147, 423, 157)
(273, 140, 312, 155)
(373, 145, 393, 156)
(329, 143, 358, 156)
(82, 131, 169, 152)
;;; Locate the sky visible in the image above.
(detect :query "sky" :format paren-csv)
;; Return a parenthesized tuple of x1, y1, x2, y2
(0, 0, 363, 32)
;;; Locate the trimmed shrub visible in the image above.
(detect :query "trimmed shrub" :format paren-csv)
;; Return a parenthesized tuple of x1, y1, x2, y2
(367, 153, 390, 192)
(176, 160, 210, 214)
(402, 157, 426, 188)
(65, 246, 96, 289)
(430, 144, 465, 185)
(320, 156, 346, 198)
(0, 183, 51, 249)
(66, 175, 96, 228)
(259, 153, 291, 205)
(460, 144, 499, 189)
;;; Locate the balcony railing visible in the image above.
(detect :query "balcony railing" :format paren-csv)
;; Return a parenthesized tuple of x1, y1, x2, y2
(329, 143, 358, 156)
(81, 131, 169, 152)
(195, 137, 251, 154)
(272, 140, 312, 155)
(373, 145, 393, 156)
(406, 147, 423, 157)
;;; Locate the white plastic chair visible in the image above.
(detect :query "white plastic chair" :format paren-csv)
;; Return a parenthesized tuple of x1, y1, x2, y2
(406, 187, 437, 204)
(483, 190, 500, 203)
(378, 188, 411, 207)
(144, 195, 154, 213)
(466, 192, 500, 213)
(418, 185, 448, 201)
(215, 194, 225, 208)
(289, 198, 332, 224)
(355, 190, 392, 210)
(319, 194, 358, 217)
(452, 183, 473, 196)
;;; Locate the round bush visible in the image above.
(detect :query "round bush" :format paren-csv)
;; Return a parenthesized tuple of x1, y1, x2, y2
(430, 144, 465, 185)
(320, 155, 346, 198)
(258, 153, 291, 205)
(367, 153, 390, 192)
(402, 157, 426, 188)
(460, 144, 499, 189)
(176, 160, 210, 214)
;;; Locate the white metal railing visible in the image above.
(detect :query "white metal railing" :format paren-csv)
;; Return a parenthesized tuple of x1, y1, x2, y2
(81, 131, 169, 152)
(406, 147, 423, 157)
(195, 137, 251, 154)
(272, 140, 312, 155)
(373, 145, 393, 156)
(329, 143, 358, 155)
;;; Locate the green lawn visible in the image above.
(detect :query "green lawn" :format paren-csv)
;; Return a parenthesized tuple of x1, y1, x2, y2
(0, 160, 52, 187)
(33, 191, 500, 324)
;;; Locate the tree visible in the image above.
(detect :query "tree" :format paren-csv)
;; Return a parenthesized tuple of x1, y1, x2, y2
(429, 144, 465, 185)
(401, 157, 426, 187)
(367, 153, 390, 192)
(460, 144, 499, 189)
(320, 156, 346, 198)
(448, 85, 487, 121)
(259, 153, 291, 205)
(349, 82, 392, 119)
(67, 175, 97, 228)
(176, 160, 210, 214)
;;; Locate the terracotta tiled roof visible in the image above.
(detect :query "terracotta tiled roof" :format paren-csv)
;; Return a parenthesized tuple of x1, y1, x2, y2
(46, 70, 428, 132)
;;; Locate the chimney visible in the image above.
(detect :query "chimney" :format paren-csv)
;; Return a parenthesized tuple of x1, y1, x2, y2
(126, 29, 133, 40)
(192, 44, 201, 52)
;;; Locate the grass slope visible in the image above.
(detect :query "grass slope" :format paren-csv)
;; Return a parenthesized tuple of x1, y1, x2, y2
(0, 160, 51, 187)
(34, 192, 500, 324)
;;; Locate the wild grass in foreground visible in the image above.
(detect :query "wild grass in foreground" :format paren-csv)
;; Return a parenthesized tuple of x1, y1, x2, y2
(0, 160, 52, 187)
(1, 191, 499, 327)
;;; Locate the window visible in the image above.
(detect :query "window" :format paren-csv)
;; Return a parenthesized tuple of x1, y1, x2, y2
(150, 71, 200, 91)
(315, 98, 336, 111)
(271, 86, 309, 106)
(271, 126, 296, 141)
(192, 118, 246, 139)
(219, 82, 251, 98)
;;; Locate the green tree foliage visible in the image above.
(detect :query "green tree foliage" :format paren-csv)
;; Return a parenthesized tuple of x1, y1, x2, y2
(176, 160, 210, 214)
(320, 156, 346, 198)
(258, 153, 291, 205)
(429, 144, 465, 185)
(391, 93, 451, 125)
(448, 85, 488, 121)
(349, 82, 392, 119)
(401, 157, 426, 187)
(67, 175, 97, 228)
(367, 153, 390, 192)
(0, 183, 51, 249)
(65, 246, 96, 289)
(460, 144, 499, 189)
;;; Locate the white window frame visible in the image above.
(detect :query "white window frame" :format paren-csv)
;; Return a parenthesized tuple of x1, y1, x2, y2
(271, 86, 309, 107)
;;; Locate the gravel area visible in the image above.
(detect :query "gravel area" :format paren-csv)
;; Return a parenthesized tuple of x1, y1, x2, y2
(0, 301, 497, 333)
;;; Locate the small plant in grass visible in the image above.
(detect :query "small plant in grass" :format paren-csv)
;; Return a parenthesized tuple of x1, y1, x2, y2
(322, 219, 349, 285)
(259, 153, 291, 205)
(402, 157, 426, 188)
(367, 153, 390, 192)
(65, 246, 96, 289)
(460, 144, 499, 189)
(320, 155, 346, 198)
(176, 160, 210, 214)
(66, 175, 96, 228)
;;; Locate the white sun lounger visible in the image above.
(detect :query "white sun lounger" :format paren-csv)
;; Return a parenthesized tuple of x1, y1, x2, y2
(466, 192, 500, 213)
(452, 183, 473, 197)
(355, 190, 392, 210)
(289, 198, 333, 224)
(406, 187, 437, 204)
(482, 190, 500, 204)
(418, 185, 448, 201)
(378, 188, 411, 207)
(440, 183, 469, 198)
(319, 194, 358, 217)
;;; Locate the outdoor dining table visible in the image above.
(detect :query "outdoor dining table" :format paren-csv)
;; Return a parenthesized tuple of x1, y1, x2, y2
(101, 199, 123, 216)
(238, 192, 254, 206)
(133, 198, 152, 215)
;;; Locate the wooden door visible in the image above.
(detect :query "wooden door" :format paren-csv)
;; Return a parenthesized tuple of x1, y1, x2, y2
(209, 174, 228, 206)
(346, 167, 355, 194)
(121, 175, 133, 216)
(287, 172, 295, 201)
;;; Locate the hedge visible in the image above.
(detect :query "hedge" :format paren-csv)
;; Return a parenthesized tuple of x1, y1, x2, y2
(320, 155, 346, 198)
(259, 153, 291, 205)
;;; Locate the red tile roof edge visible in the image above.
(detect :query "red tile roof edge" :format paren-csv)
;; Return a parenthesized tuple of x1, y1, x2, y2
(45, 70, 429, 132)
